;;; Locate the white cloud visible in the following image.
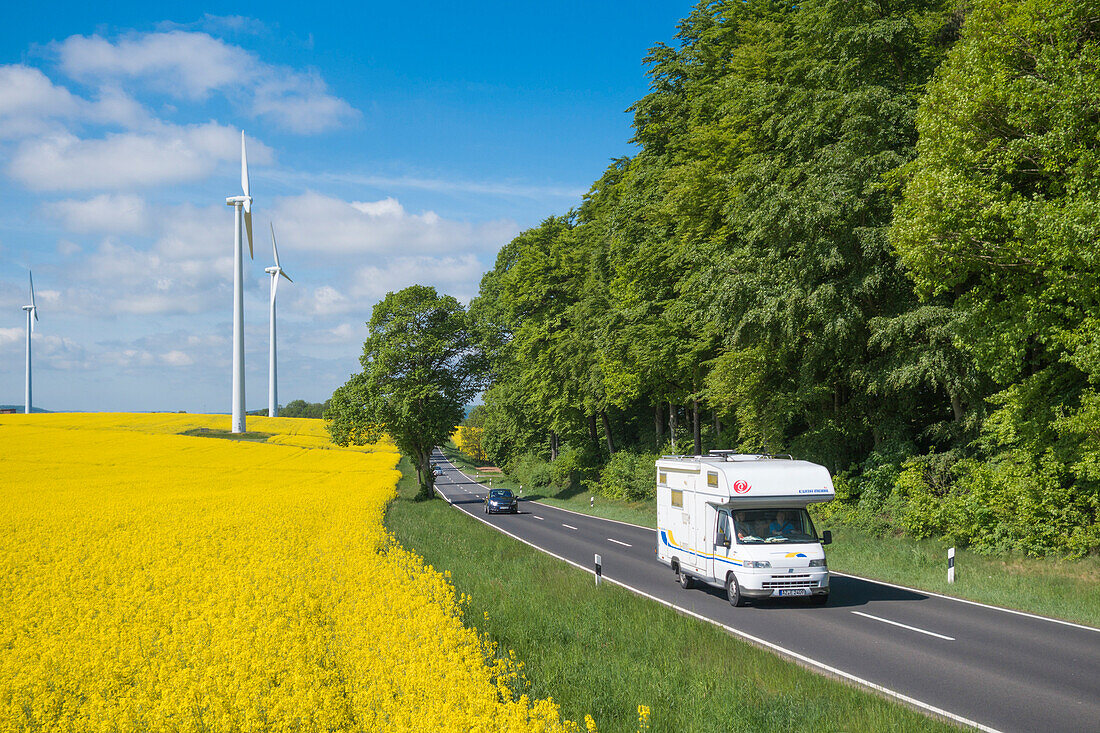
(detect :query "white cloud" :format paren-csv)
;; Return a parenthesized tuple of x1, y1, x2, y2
(161, 350, 194, 366)
(35, 289, 61, 306)
(0, 330, 89, 370)
(251, 72, 357, 134)
(0, 65, 154, 139)
(301, 285, 352, 316)
(280, 170, 588, 201)
(57, 31, 251, 99)
(0, 65, 79, 119)
(40, 191, 504, 319)
(0, 65, 80, 139)
(0, 327, 21, 348)
(52, 194, 148, 233)
(54, 31, 357, 132)
(275, 192, 517, 256)
(8, 122, 274, 191)
(349, 254, 485, 303)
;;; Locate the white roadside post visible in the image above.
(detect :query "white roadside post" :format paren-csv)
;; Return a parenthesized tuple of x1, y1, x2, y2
(590, 496, 594, 508)
(594, 554, 602, 586)
(948, 547, 956, 583)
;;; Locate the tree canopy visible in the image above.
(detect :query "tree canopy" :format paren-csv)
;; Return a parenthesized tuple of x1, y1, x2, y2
(326, 285, 484, 499)
(458, 0, 1100, 557)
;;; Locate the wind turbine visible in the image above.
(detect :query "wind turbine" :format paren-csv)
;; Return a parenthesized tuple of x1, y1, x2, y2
(22, 271, 38, 414)
(225, 131, 253, 433)
(265, 223, 292, 418)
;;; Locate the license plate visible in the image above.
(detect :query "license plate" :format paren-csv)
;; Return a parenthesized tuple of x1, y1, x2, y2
(774, 589, 810, 597)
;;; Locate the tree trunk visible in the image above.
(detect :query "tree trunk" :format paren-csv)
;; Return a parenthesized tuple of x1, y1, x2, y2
(655, 403, 664, 451)
(950, 391, 963, 423)
(414, 446, 434, 500)
(601, 410, 616, 454)
(669, 402, 678, 452)
(714, 412, 721, 440)
(588, 413, 599, 447)
(550, 430, 559, 461)
(693, 397, 701, 456)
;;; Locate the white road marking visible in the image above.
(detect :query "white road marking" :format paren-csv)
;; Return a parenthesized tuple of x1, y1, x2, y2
(432, 478, 1000, 733)
(831, 572, 1100, 634)
(851, 611, 955, 641)
(607, 538, 632, 547)
(533, 516, 544, 521)
(562, 523, 578, 530)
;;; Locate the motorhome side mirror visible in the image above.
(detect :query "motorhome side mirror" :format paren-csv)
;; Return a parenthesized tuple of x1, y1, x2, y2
(821, 530, 832, 546)
(717, 532, 731, 548)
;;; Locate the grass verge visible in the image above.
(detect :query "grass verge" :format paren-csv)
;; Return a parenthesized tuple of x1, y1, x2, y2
(388, 456, 960, 733)
(179, 427, 273, 442)
(436, 445, 1100, 629)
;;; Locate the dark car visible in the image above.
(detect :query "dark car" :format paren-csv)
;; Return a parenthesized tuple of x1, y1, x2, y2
(484, 488, 517, 514)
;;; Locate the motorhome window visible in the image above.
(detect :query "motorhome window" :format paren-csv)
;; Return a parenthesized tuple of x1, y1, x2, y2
(716, 510, 730, 539)
(732, 508, 817, 544)
(707, 472, 718, 488)
(671, 490, 683, 508)
(658, 472, 667, 486)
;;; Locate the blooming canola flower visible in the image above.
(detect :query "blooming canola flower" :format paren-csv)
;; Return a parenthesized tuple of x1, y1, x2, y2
(0, 413, 587, 731)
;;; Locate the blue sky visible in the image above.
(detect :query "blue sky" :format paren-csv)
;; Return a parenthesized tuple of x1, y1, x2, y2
(0, 2, 692, 412)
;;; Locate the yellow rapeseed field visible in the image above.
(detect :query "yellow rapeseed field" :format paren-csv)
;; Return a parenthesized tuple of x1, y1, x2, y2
(0, 413, 587, 732)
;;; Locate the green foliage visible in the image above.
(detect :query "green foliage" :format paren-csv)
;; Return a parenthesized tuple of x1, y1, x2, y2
(326, 285, 484, 499)
(279, 399, 329, 419)
(549, 447, 585, 490)
(509, 453, 553, 491)
(893, 450, 1100, 558)
(596, 451, 660, 502)
(457, 0, 1100, 556)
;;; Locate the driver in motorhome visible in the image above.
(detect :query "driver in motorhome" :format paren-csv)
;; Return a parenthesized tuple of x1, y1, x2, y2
(769, 511, 797, 536)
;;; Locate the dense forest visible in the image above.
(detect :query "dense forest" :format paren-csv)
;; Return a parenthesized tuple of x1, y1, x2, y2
(463, 0, 1100, 557)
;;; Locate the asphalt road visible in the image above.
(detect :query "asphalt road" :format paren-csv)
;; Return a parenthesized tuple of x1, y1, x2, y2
(432, 449, 1100, 733)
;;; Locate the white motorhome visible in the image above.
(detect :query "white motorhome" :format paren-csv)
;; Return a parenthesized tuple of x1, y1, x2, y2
(656, 452, 834, 606)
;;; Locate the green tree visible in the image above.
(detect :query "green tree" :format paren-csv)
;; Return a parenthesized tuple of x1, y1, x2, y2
(890, 0, 1100, 555)
(326, 285, 484, 499)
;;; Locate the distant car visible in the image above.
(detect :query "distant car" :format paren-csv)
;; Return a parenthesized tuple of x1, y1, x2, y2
(484, 488, 517, 514)
(433, 466, 442, 477)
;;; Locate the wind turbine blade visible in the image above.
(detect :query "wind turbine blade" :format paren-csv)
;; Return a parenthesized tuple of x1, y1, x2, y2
(272, 271, 280, 300)
(244, 210, 254, 259)
(241, 131, 250, 198)
(280, 269, 293, 283)
(270, 222, 281, 268)
(29, 271, 35, 309)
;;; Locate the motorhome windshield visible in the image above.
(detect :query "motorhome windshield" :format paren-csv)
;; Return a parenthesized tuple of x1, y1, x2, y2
(732, 508, 817, 544)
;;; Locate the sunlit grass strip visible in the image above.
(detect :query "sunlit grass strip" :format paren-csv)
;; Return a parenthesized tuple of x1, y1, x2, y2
(0, 413, 585, 731)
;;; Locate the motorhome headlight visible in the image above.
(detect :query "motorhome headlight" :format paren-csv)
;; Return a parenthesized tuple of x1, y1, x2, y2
(809, 558, 827, 568)
(742, 560, 771, 569)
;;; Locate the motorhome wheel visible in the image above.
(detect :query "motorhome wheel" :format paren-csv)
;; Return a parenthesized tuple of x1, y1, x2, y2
(726, 574, 746, 607)
(676, 566, 693, 589)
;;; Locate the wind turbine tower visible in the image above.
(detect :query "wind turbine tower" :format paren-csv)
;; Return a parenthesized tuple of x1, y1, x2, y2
(22, 271, 38, 414)
(225, 131, 254, 433)
(265, 223, 292, 417)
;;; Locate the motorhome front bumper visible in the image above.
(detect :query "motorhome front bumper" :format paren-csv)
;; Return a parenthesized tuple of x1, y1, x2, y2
(738, 569, 829, 598)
